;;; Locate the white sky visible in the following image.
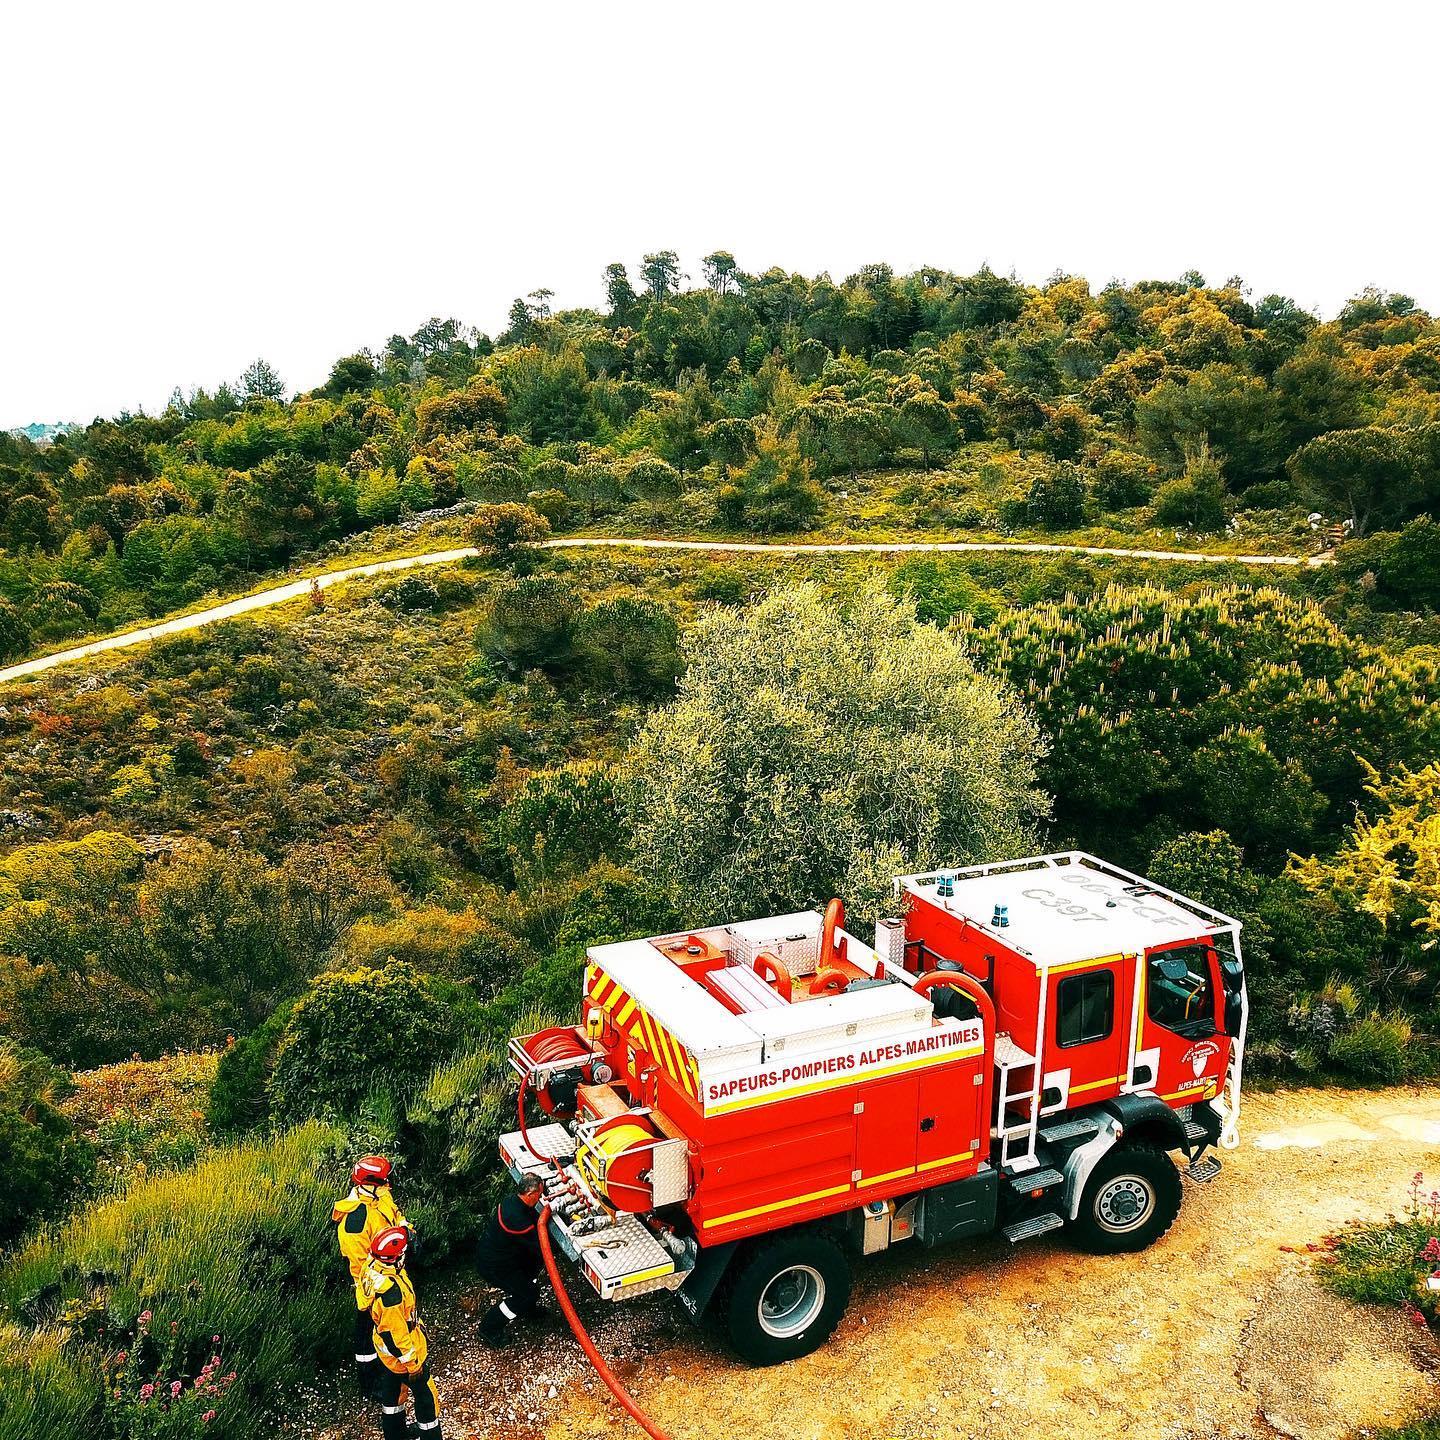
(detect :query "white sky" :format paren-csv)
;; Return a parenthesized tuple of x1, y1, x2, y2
(3, 0, 1437, 429)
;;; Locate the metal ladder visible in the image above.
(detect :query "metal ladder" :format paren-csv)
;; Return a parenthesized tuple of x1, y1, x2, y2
(994, 1034, 1040, 1170)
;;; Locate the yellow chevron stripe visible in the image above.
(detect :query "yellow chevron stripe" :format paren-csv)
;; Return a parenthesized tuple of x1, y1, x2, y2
(591, 972, 613, 1005)
(615, 997, 637, 1026)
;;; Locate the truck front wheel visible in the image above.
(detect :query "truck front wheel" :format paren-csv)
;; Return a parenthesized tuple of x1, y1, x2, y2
(1071, 1143, 1181, 1254)
(721, 1232, 851, 1365)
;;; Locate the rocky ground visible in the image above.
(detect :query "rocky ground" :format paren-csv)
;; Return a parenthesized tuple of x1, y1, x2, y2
(292, 1085, 1440, 1440)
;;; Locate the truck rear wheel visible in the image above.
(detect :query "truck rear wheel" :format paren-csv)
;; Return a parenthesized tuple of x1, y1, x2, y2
(1071, 1143, 1181, 1255)
(721, 1232, 850, 1365)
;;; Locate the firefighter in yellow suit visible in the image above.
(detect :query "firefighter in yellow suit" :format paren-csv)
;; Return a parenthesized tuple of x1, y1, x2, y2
(365, 1224, 442, 1440)
(332, 1155, 409, 1398)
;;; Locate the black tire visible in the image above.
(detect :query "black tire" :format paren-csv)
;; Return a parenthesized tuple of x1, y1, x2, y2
(720, 1231, 851, 1365)
(1070, 1142, 1182, 1255)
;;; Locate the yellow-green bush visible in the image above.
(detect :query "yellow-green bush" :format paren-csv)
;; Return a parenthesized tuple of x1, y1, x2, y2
(0, 1122, 344, 1440)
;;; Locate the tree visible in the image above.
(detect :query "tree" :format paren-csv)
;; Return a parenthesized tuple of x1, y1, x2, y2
(239, 358, 287, 404)
(465, 502, 551, 565)
(137, 842, 302, 1031)
(716, 425, 823, 532)
(898, 392, 953, 468)
(415, 379, 508, 440)
(575, 597, 680, 699)
(321, 353, 378, 397)
(624, 582, 1046, 921)
(1288, 426, 1419, 535)
(1026, 463, 1086, 528)
(702, 250, 739, 295)
(640, 251, 683, 300)
(603, 262, 638, 320)
(1290, 761, 1440, 938)
(1152, 448, 1228, 531)
(477, 575, 579, 676)
(0, 596, 31, 661)
(702, 417, 756, 477)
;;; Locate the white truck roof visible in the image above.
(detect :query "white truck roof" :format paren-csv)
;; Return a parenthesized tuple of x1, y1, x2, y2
(896, 851, 1241, 969)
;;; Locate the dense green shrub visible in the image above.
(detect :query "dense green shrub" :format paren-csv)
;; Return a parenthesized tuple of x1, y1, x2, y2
(574, 596, 679, 698)
(206, 1006, 295, 1136)
(1025, 462, 1086, 528)
(476, 574, 579, 676)
(268, 962, 464, 1119)
(0, 1046, 95, 1245)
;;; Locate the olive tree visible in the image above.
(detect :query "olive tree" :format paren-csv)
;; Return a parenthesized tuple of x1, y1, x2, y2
(624, 582, 1047, 922)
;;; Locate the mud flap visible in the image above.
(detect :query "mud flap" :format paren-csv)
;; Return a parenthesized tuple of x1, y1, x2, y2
(674, 1240, 738, 1323)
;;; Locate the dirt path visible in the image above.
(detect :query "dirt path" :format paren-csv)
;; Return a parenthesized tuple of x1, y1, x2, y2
(0, 536, 1326, 687)
(297, 1086, 1439, 1440)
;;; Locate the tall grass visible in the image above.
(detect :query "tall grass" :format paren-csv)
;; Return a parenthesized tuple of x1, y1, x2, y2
(0, 1122, 344, 1440)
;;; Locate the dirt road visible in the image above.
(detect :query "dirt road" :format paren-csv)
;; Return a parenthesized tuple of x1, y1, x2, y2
(298, 1085, 1439, 1440)
(0, 536, 1325, 687)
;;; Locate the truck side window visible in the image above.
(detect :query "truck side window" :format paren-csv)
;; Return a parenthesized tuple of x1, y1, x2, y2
(1056, 970, 1114, 1048)
(1147, 945, 1214, 1035)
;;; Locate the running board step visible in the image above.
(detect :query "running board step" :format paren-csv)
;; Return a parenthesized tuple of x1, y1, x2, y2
(1184, 1155, 1222, 1184)
(1039, 1117, 1100, 1145)
(1183, 1121, 1209, 1143)
(1007, 1166, 1065, 1194)
(1002, 1212, 1065, 1244)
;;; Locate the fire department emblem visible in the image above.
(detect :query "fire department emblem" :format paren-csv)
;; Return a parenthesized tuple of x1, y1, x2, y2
(1182, 1039, 1220, 1077)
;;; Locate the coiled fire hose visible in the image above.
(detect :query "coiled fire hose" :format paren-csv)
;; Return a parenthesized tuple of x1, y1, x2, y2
(537, 1203, 673, 1440)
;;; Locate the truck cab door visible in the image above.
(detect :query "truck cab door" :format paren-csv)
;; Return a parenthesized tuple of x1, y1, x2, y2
(1136, 941, 1230, 1104)
(1044, 960, 1126, 1110)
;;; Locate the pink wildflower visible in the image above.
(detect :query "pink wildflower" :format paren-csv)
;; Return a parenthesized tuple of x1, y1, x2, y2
(171, 1380, 183, 1398)
(139, 1383, 155, 1399)
(202, 1411, 217, 1424)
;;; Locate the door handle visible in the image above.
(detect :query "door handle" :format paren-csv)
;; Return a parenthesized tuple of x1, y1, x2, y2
(919, 1116, 936, 1133)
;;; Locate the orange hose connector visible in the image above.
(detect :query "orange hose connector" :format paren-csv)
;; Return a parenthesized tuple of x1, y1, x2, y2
(537, 1204, 674, 1440)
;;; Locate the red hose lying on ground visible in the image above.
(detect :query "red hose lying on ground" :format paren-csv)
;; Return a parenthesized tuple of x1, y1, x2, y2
(537, 1203, 674, 1440)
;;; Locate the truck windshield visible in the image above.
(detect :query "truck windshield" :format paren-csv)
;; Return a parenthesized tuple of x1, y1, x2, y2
(1146, 945, 1215, 1035)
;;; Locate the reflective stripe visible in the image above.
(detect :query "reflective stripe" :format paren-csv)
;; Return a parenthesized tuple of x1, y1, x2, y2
(496, 1205, 535, 1237)
(498, 1301, 516, 1320)
(418, 1423, 440, 1432)
(382, 1406, 405, 1415)
(355, 1352, 378, 1362)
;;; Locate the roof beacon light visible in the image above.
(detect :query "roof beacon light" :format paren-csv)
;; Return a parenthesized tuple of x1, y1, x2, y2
(992, 903, 1009, 929)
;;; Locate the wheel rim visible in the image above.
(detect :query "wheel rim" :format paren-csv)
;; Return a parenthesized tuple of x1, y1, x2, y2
(1094, 1174, 1156, 1233)
(758, 1263, 825, 1338)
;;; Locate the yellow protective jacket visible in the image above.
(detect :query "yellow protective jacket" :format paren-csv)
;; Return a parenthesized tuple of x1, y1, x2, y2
(364, 1258, 428, 1375)
(332, 1184, 407, 1309)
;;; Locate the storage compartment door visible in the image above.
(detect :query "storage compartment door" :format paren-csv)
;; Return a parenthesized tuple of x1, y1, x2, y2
(856, 1075, 919, 1188)
(916, 1062, 983, 1175)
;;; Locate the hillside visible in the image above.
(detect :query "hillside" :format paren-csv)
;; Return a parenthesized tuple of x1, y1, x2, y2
(2, 262, 1439, 667)
(1, 261, 1438, 1440)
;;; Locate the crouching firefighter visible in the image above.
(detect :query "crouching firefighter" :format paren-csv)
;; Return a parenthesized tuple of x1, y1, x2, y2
(475, 1174, 545, 1348)
(332, 1155, 409, 1399)
(365, 1225, 442, 1440)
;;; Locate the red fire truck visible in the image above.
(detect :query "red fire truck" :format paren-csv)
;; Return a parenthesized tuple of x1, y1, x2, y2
(501, 851, 1247, 1365)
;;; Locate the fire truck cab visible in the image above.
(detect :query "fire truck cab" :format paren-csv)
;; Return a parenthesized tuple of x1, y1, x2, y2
(501, 852, 1247, 1365)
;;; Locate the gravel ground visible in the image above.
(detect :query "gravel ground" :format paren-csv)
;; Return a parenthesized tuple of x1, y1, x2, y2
(289, 1086, 1440, 1440)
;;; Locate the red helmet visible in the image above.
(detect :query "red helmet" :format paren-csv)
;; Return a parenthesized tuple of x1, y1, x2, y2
(370, 1225, 409, 1264)
(351, 1155, 392, 1188)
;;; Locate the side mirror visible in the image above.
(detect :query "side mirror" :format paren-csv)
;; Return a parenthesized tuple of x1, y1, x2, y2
(1224, 991, 1244, 1038)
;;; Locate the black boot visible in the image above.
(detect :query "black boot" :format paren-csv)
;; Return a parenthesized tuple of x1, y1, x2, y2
(379, 1406, 408, 1440)
(478, 1303, 514, 1350)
